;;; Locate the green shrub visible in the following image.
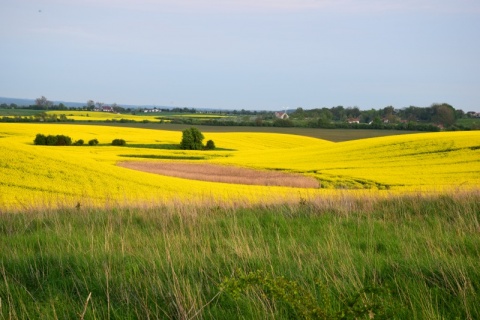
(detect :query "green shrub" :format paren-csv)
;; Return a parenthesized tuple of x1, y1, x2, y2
(205, 139, 216, 150)
(180, 127, 204, 150)
(33, 133, 47, 145)
(55, 135, 72, 146)
(88, 139, 99, 146)
(73, 139, 84, 146)
(273, 118, 294, 127)
(45, 135, 58, 145)
(34, 134, 72, 146)
(112, 139, 126, 146)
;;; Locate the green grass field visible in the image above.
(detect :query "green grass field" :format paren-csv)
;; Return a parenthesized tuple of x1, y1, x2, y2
(1, 192, 479, 319)
(456, 118, 480, 128)
(0, 108, 40, 116)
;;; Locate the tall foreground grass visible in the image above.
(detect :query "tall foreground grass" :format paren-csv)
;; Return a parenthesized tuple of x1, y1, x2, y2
(1, 191, 479, 319)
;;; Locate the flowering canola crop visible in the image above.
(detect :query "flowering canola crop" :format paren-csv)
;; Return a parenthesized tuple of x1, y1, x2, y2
(0, 123, 478, 211)
(211, 131, 480, 190)
(46, 110, 163, 122)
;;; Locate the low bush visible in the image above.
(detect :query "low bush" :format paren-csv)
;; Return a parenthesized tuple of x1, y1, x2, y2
(55, 135, 72, 146)
(221, 269, 395, 319)
(34, 133, 72, 146)
(73, 139, 84, 146)
(112, 139, 126, 146)
(88, 139, 99, 146)
(205, 139, 216, 150)
(45, 135, 58, 145)
(33, 133, 47, 145)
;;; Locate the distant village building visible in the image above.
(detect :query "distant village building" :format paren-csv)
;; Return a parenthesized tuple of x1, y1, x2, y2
(347, 118, 360, 124)
(275, 111, 289, 120)
(94, 106, 113, 112)
(467, 111, 480, 118)
(143, 108, 162, 113)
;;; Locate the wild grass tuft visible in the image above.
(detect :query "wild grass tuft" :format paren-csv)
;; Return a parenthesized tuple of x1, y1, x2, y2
(1, 191, 479, 319)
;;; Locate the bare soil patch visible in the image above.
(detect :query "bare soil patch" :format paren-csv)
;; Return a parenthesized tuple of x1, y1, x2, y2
(118, 162, 319, 188)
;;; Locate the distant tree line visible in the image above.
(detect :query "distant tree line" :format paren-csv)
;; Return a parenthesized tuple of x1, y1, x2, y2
(288, 103, 464, 128)
(163, 103, 478, 131)
(168, 116, 444, 132)
(0, 97, 133, 113)
(3, 97, 479, 131)
(1, 112, 74, 123)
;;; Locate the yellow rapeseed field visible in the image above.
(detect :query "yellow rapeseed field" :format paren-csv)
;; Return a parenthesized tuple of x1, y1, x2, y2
(46, 110, 163, 122)
(0, 123, 479, 211)
(211, 130, 480, 190)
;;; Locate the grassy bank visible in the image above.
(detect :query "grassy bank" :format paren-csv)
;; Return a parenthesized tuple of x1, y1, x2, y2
(1, 191, 479, 319)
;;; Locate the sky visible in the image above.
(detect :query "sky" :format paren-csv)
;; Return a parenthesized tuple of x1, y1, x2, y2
(1, 0, 479, 111)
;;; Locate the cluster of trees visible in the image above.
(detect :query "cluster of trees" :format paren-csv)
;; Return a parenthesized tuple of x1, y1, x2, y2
(171, 107, 197, 113)
(291, 106, 361, 122)
(23, 96, 72, 111)
(33, 134, 73, 146)
(0, 103, 18, 109)
(33, 134, 100, 146)
(166, 103, 474, 131)
(396, 104, 462, 127)
(289, 103, 462, 128)
(180, 127, 215, 150)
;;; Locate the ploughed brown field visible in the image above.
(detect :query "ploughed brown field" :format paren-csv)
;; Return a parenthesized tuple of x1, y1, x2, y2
(118, 162, 320, 188)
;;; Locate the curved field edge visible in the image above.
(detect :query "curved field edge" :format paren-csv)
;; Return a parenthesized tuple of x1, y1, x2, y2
(1, 191, 479, 319)
(117, 162, 321, 188)
(0, 123, 479, 211)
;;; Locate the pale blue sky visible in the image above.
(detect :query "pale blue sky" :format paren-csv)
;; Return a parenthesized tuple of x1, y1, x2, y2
(1, 0, 479, 111)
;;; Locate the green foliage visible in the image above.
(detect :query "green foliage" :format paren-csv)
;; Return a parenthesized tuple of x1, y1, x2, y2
(34, 134, 72, 146)
(1, 192, 479, 319)
(45, 135, 58, 145)
(205, 139, 216, 150)
(55, 135, 72, 146)
(273, 118, 294, 127)
(221, 269, 394, 319)
(88, 138, 99, 146)
(221, 269, 328, 318)
(180, 127, 204, 150)
(33, 133, 46, 145)
(432, 103, 456, 127)
(111, 138, 126, 146)
(73, 139, 84, 146)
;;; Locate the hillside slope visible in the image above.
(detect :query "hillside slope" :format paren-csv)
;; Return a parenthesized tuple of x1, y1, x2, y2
(0, 123, 478, 210)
